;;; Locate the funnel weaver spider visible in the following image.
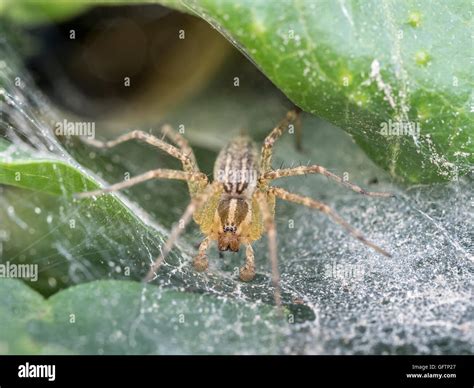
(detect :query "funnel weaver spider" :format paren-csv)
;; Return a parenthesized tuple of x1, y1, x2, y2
(76, 109, 393, 306)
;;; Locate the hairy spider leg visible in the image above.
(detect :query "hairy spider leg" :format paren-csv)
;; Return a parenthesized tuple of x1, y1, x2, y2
(82, 127, 205, 196)
(270, 187, 391, 257)
(255, 190, 281, 307)
(74, 169, 207, 199)
(144, 182, 222, 282)
(260, 108, 301, 174)
(240, 244, 256, 282)
(193, 236, 211, 271)
(160, 124, 198, 168)
(264, 166, 394, 198)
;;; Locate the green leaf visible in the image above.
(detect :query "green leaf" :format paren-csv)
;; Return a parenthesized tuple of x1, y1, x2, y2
(0, 277, 48, 354)
(0, 0, 91, 25)
(2, 1, 471, 182)
(0, 138, 172, 295)
(0, 279, 285, 354)
(0, 0, 188, 25)
(0, 139, 96, 196)
(184, 0, 472, 183)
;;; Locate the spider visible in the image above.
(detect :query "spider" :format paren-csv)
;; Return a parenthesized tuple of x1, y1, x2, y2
(75, 108, 393, 306)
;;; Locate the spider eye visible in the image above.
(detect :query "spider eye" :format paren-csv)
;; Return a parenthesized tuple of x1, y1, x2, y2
(223, 225, 236, 233)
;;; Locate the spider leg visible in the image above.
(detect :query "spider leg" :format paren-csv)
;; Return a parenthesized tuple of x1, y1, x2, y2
(82, 129, 198, 173)
(239, 244, 256, 282)
(144, 181, 221, 282)
(193, 236, 211, 272)
(255, 191, 282, 307)
(74, 169, 207, 199)
(82, 129, 205, 196)
(260, 108, 301, 173)
(264, 166, 394, 198)
(160, 124, 198, 167)
(270, 187, 392, 257)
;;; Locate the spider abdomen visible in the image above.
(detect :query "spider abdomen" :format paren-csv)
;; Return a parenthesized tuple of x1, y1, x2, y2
(213, 135, 259, 197)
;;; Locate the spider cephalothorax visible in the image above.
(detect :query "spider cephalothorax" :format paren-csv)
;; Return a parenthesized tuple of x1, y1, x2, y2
(76, 109, 393, 305)
(216, 197, 249, 252)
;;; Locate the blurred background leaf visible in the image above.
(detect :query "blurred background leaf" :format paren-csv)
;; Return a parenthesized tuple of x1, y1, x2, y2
(1, 0, 91, 25)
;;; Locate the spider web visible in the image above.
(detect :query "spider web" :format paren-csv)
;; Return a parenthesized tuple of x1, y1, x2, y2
(0, 24, 473, 355)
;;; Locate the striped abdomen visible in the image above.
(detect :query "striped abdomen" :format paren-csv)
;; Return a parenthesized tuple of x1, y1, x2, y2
(213, 136, 259, 197)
